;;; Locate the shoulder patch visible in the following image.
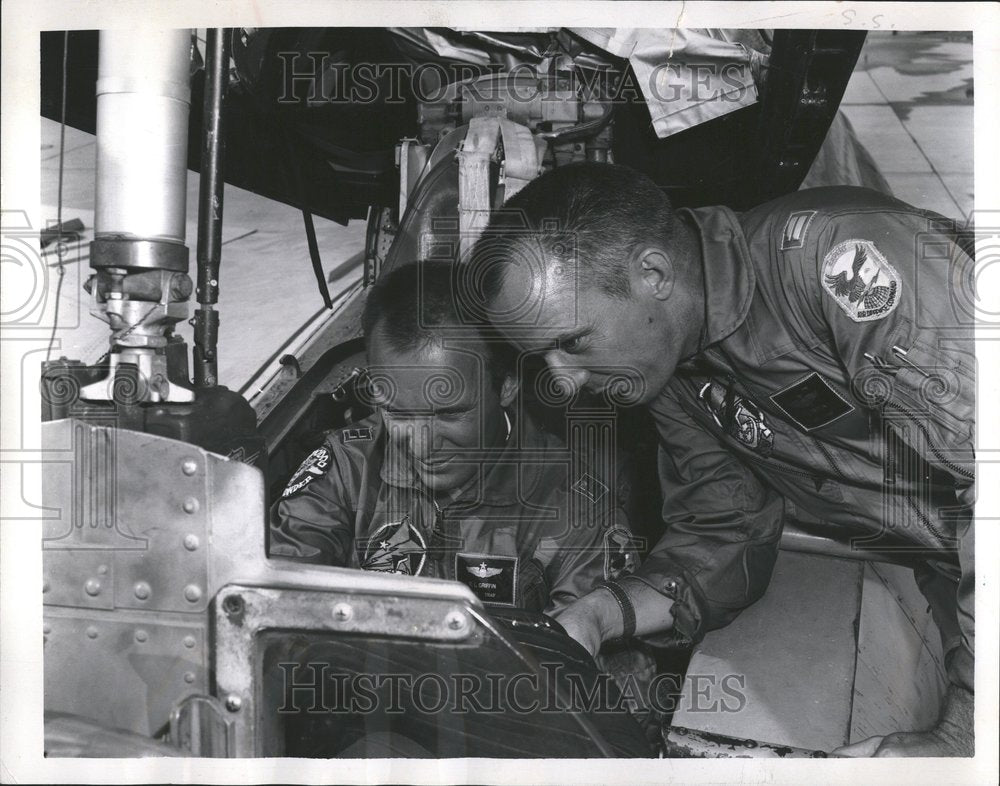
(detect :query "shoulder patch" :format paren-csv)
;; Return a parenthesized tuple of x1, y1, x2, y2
(780, 210, 817, 250)
(341, 426, 373, 443)
(281, 447, 332, 498)
(604, 527, 642, 580)
(822, 239, 900, 322)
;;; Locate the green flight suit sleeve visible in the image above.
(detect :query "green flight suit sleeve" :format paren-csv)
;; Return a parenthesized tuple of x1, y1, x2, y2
(634, 385, 785, 645)
(268, 436, 358, 566)
(542, 464, 641, 617)
(810, 208, 975, 694)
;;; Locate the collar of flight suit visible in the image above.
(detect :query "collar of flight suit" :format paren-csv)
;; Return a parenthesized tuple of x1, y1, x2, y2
(678, 205, 757, 350)
(376, 408, 547, 507)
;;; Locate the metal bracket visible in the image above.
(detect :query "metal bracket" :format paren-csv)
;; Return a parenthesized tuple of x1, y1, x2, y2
(212, 583, 475, 756)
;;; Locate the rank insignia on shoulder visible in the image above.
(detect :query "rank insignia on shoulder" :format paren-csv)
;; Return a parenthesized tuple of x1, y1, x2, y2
(822, 239, 900, 322)
(281, 447, 332, 498)
(780, 210, 817, 250)
(341, 426, 373, 443)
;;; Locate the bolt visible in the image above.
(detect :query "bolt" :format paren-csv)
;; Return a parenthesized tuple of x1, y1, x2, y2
(184, 672, 196, 684)
(97, 564, 108, 575)
(225, 694, 242, 712)
(222, 594, 244, 616)
(86, 626, 98, 639)
(183, 584, 203, 603)
(42, 581, 49, 593)
(332, 603, 353, 622)
(133, 581, 151, 600)
(445, 610, 468, 632)
(183, 635, 196, 649)
(135, 629, 148, 643)
(84, 579, 101, 596)
(183, 534, 200, 551)
(181, 459, 198, 476)
(43, 624, 51, 635)
(182, 498, 199, 514)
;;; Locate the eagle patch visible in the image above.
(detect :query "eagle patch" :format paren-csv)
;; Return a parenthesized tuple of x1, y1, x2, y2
(822, 239, 900, 322)
(281, 447, 332, 498)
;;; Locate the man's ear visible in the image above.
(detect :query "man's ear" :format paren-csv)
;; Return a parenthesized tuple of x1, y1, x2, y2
(635, 248, 675, 301)
(499, 374, 520, 408)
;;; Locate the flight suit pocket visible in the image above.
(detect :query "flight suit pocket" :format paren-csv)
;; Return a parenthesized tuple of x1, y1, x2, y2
(889, 338, 975, 443)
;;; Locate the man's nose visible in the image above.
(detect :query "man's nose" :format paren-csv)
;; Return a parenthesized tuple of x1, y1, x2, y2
(543, 351, 591, 396)
(386, 417, 432, 457)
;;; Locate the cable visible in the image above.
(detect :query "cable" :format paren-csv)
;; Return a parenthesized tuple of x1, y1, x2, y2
(45, 31, 69, 362)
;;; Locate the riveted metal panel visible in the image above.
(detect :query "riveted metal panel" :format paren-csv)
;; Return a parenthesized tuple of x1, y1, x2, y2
(111, 443, 210, 613)
(212, 584, 476, 756)
(42, 420, 147, 550)
(42, 550, 115, 610)
(43, 607, 208, 737)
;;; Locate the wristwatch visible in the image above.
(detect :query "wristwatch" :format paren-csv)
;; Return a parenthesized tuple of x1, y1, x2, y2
(596, 579, 636, 639)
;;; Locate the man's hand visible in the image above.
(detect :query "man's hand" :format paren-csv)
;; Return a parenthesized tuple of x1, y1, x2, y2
(553, 588, 621, 657)
(553, 579, 677, 657)
(832, 685, 973, 757)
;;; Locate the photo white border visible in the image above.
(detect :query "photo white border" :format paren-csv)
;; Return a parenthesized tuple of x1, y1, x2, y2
(2, 2, 998, 784)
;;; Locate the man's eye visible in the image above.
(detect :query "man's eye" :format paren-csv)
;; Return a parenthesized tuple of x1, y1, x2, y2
(560, 336, 583, 353)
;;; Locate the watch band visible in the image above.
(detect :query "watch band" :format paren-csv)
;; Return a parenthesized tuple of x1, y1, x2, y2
(596, 580, 637, 640)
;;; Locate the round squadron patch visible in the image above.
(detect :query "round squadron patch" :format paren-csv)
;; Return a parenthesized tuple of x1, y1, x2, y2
(822, 239, 900, 322)
(281, 447, 332, 498)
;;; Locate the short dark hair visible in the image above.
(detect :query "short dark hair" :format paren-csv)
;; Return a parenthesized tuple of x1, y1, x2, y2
(361, 259, 515, 387)
(474, 162, 679, 303)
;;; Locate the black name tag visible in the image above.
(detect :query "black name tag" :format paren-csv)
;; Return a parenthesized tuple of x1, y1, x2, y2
(455, 553, 518, 607)
(770, 372, 855, 431)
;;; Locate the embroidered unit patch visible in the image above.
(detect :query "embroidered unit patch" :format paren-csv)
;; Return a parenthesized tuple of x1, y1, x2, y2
(822, 239, 900, 322)
(699, 380, 774, 457)
(281, 447, 332, 498)
(359, 516, 427, 575)
(603, 527, 641, 581)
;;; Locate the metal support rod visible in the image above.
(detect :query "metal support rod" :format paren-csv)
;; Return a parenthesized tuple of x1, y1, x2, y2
(193, 28, 229, 388)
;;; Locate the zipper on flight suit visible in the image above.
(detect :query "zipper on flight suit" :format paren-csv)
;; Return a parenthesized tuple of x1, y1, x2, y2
(862, 352, 974, 482)
(427, 497, 457, 580)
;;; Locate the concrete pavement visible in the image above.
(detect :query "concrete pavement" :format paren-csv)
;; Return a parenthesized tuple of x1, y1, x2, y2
(840, 31, 973, 222)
